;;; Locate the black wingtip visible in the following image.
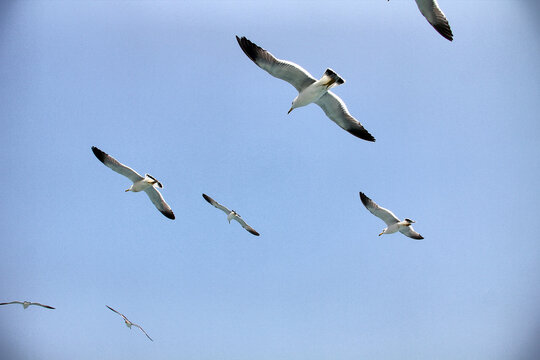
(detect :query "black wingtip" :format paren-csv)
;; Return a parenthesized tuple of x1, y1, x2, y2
(359, 192, 370, 207)
(433, 23, 453, 41)
(236, 35, 261, 63)
(91, 146, 107, 163)
(202, 193, 213, 204)
(349, 127, 376, 142)
(161, 210, 175, 220)
(249, 229, 260, 236)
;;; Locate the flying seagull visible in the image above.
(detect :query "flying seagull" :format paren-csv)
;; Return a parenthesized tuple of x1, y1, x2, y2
(236, 36, 375, 142)
(202, 193, 260, 236)
(106, 305, 153, 341)
(91, 146, 175, 220)
(0, 301, 55, 309)
(359, 192, 424, 240)
(389, 0, 453, 41)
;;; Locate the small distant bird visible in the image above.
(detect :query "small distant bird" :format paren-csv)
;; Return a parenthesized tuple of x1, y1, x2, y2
(389, 0, 453, 41)
(0, 301, 55, 309)
(202, 194, 260, 236)
(106, 305, 153, 341)
(236, 36, 375, 142)
(359, 192, 424, 240)
(91, 146, 175, 220)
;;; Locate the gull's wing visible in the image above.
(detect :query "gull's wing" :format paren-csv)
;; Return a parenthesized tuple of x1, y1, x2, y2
(202, 194, 231, 215)
(132, 323, 153, 341)
(0, 301, 23, 306)
(144, 187, 175, 220)
(106, 305, 129, 322)
(236, 36, 316, 92)
(359, 192, 400, 226)
(92, 146, 144, 183)
(30, 302, 55, 309)
(399, 226, 424, 240)
(315, 92, 375, 142)
(232, 216, 260, 236)
(415, 0, 453, 41)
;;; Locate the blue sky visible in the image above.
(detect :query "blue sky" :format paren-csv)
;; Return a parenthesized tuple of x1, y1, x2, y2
(1, 1, 539, 359)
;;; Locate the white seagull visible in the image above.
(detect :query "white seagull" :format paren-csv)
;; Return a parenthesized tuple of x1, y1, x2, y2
(236, 36, 375, 142)
(91, 146, 175, 220)
(202, 193, 260, 236)
(0, 301, 55, 309)
(106, 305, 153, 341)
(359, 192, 424, 240)
(389, 0, 453, 41)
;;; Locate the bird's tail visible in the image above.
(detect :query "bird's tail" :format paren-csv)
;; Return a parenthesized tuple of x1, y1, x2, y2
(146, 174, 163, 188)
(321, 68, 345, 89)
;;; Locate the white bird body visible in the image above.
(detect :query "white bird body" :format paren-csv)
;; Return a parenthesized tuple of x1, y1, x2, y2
(236, 36, 375, 142)
(359, 192, 424, 240)
(91, 146, 174, 220)
(227, 211, 237, 223)
(106, 305, 153, 341)
(291, 72, 342, 110)
(0, 300, 55, 309)
(203, 194, 260, 236)
(126, 175, 160, 193)
(379, 220, 415, 235)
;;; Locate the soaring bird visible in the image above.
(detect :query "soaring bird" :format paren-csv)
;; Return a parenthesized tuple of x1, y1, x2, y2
(91, 146, 175, 220)
(359, 192, 424, 240)
(106, 305, 153, 341)
(202, 193, 260, 236)
(0, 301, 55, 309)
(236, 36, 375, 142)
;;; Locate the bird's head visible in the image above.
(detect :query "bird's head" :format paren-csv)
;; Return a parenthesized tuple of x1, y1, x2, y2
(288, 97, 299, 114)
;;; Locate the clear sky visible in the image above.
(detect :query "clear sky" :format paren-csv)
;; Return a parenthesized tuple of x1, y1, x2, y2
(1, 1, 539, 359)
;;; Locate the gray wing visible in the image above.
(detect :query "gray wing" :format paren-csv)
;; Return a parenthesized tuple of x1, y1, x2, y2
(315, 92, 375, 142)
(30, 302, 55, 309)
(132, 323, 153, 341)
(399, 226, 424, 240)
(106, 305, 129, 322)
(92, 146, 144, 183)
(144, 187, 175, 220)
(415, 0, 453, 41)
(202, 194, 231, 215)
(0, 301, 23, 306)
(236, 36, 316, 92)
(359, 192, 400, 226)
(232, 216, 260, 236)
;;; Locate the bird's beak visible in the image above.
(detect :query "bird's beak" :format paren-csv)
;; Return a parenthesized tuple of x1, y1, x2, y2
(125, 189, 130, 192)
(378, 232, 384, 236)
(287, 107, 293, 114)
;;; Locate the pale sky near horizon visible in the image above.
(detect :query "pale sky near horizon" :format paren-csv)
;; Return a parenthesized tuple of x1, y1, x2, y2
(1, 1, 539, 359)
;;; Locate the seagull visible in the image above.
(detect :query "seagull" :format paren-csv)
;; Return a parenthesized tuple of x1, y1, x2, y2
(0, 301, 55, 309)
(106, 305, 153, 341)
(202, 193, 260, 236)
(236, 36, 375, 142)
(389, 0, 453, 41)
(359, 192, 424, 240)
(91, 146, 175, 220)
